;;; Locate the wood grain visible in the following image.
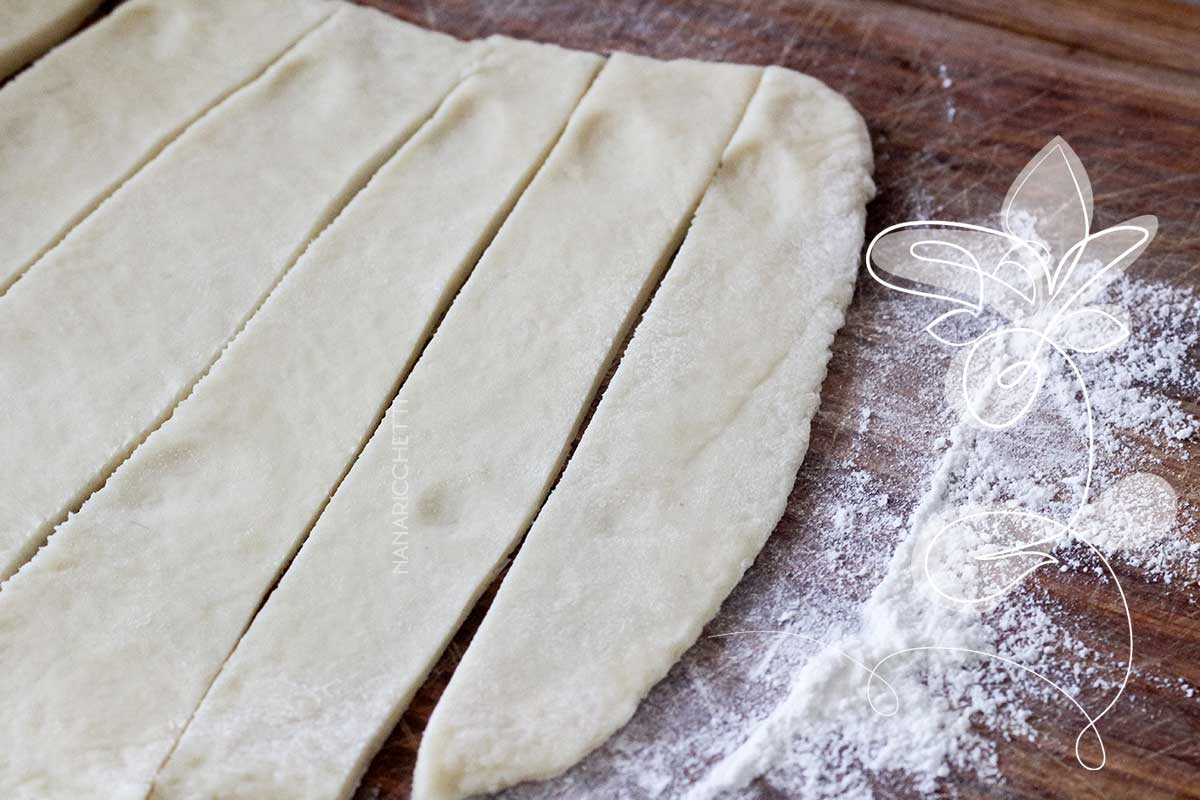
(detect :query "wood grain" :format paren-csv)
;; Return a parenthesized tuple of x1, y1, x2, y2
(343, 1, 1200, 798)
(902, 0, 1200, 78)
(15, 0, 1196, 797)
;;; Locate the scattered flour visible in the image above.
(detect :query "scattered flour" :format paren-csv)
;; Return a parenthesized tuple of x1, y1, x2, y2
(937, 64, 957, 121)
(490, 270, 1198, 800)
(938, 64, 954, 90)
(686, 273, 1199, 799)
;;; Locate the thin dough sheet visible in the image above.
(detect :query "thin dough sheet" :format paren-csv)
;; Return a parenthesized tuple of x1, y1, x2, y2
(414, 66, 875, 800)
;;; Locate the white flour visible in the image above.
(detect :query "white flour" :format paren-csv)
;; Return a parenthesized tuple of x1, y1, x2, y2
(493, 270, 1198, 799)
(686, 272, 1199, 799)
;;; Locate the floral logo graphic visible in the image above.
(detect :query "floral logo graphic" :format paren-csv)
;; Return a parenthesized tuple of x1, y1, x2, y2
(696, 138, 1172, 800)
(696, 140, 1171, 800)
(863, 136, 1159, 769)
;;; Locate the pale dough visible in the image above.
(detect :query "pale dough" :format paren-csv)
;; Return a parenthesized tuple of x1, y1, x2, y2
(0, 0, 333, 293)
(0, 5, 475, 584)
(0, 0, 103, 80)
(0, 9, 503, 799)
(149, 37, 603, 800)
(145, 52, 760, 800)
(413, 67, 875, 800)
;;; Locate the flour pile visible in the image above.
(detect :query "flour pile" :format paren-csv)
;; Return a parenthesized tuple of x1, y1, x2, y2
(684, 271, 1200, 799)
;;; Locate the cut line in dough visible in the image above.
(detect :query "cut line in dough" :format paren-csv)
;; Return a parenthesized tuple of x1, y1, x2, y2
(148, 37, 604, 800)
(413, 66, 875, 800)
(0, 5, 477, 584)
(144, 51, 761, 800)
(0, 0, 334, 295)
(0, 24, 595, 800)
(0, 0, 104, 81)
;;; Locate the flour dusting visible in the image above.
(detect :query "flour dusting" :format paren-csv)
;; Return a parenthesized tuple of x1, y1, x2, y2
(491, 269, 1197, 800)
(487, 137, 1196, 800)
(684, 271, 1199, 799)
(937, 64, 957, 122)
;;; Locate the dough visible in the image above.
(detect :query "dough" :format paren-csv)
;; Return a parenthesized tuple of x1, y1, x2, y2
(0, 5, 475, 584)
(0, 0, 333, 293)
(0, 19, 572, 799)
(413, 67, 874, 800)
(148, 38, 603, 800)
(0, 0, 103, 80)
(147, 53, 760, 800)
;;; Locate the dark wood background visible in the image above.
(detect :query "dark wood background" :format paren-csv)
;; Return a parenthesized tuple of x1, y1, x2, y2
(343, 1, 1200, 798)
(59, 0, 1200, 796)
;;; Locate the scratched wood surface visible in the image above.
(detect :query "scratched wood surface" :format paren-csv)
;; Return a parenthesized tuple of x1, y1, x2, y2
(12, 0, 1196, 797)
(335, 1, 1200, 798)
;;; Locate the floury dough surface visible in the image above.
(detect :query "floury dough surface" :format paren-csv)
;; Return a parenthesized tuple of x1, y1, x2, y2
(0, 0, 332, 294)
(0, 0, 104, 80)
(0, 3, 886, 797)
(147, 52, 760, 800)
(147, 33, 603, 800)
(0, 6, 476, 585)
(412, 67, 874, 800)
(0, 8, 498, 799)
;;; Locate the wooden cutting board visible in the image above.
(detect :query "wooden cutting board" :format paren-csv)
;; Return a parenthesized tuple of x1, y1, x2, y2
(31, 1, 1200, 797)
(340, 1, 1200, 798)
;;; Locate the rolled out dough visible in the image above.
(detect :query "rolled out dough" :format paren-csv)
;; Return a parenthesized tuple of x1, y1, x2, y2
(147, 52, 760, 800)
(0, 23, 589, 800)
(0, 6, 475, 584)
(0, 0, 104, 80)
(413, 67, 875, 800)
(148, 38, 603, 800)
(0, 0, 333, 294)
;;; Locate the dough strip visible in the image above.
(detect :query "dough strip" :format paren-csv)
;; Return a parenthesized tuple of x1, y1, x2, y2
(0, 6, 475, 583)
(148, 52, 761, 800)
(0, 27, 603, 800)
(415, 66, 876, 800)
(0, 0, 104, 80)
(0, 0, 333, 294)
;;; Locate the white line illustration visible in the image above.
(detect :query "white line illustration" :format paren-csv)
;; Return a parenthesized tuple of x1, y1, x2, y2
(695, 137, 1164, 797)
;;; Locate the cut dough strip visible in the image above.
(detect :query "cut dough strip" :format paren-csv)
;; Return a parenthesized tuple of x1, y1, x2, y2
(0, 0, 333, 294)
(0, 5, 479, 584)
(0, 30, 600, 800)
(413, 67, 875, 800)
(148, 53, 761, 800)
(0, 0, 104, 80)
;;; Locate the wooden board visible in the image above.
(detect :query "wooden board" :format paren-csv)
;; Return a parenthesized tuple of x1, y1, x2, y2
(10, 1, 1197, 797)
(342, 1, 1200, 798)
